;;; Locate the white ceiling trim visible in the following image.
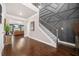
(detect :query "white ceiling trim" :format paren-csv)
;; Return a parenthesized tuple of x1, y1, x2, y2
(27, 12, 39, 20)
(22, 3, 39, 12)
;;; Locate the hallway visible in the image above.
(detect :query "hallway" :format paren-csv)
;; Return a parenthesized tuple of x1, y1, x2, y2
(0, 3, 79, 56)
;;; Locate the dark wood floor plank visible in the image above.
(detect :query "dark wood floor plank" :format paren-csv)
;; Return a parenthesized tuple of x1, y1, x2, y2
(2, 36, 79, 56)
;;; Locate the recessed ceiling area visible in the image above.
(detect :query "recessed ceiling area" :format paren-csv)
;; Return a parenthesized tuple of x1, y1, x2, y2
(5, 3, 36, 19)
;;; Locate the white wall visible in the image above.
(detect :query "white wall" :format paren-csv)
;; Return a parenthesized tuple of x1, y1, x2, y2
(24, 12, 56, 47)
(0, 4, 6, 56)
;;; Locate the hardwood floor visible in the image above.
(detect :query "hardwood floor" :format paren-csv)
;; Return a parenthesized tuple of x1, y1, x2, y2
(2, 36, 79, 56)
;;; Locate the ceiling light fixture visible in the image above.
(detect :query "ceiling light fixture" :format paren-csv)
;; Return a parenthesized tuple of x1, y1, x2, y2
(19, 12, 22, 16)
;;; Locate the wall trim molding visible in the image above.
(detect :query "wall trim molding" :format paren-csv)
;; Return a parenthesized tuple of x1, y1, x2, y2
(39, 24, 57, 46)
(28, 36, 57, 48)
(58, 40, 75, 47)
(38, 27, 56, 48)
(22, 3, 39, 12)
(39, 24, 75, 47)
(39, 24, 57, 42)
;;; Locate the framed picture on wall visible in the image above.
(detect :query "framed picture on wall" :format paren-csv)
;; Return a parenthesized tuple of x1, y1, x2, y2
(30, 21, 35, 31)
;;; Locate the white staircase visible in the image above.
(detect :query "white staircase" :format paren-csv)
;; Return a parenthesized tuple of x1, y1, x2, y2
(39, 23, 58, 48)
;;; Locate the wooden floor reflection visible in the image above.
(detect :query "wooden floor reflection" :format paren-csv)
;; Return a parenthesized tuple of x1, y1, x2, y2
(2, 36, 78, 56)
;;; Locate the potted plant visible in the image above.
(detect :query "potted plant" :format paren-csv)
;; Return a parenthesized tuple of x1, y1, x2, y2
(4, 23, 11, 35)
(4, 23, 12, 45)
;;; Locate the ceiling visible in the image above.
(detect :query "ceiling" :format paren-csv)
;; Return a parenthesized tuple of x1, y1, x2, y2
(5, 3, 36, 19)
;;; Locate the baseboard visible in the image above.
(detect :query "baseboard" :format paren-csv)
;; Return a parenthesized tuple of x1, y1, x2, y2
(39, 24, 57, 47)
(28, 36, 56, 48)
(58, 40, 75, 47)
